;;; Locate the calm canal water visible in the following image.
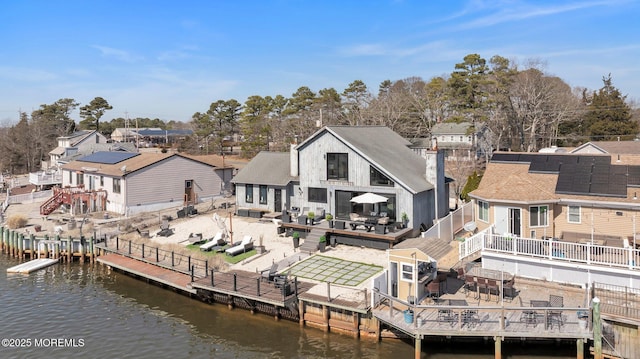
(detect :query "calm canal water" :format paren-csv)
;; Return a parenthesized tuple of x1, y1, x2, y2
(0, 256, 576, 358)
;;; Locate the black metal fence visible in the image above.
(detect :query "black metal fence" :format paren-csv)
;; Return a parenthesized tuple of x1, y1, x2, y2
(100, 236, 210, 278)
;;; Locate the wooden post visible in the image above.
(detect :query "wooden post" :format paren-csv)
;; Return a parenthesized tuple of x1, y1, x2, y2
(67, 237, 72, 262)
(10, 230, 16, 257)
(43, 234, 49, 259)
(576, 338, 584, 359)
(0, 226, 4, 252)
(256, 277, 261, 297)
(90, 236, 95, 262)
(210, 269, 214, 286)
(414, 335, 422, 359)
(54, 234, 60, 260)
(30, 234, 37, 259)
(592, 297, 602, 359)
(322, 304, 329, 332)
(494, 336, 502, 359)
(299, 298, 305, 327)
(17, 233, 24, 259)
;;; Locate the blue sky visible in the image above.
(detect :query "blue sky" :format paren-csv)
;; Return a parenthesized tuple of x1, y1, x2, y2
(0, 0, 638, 124)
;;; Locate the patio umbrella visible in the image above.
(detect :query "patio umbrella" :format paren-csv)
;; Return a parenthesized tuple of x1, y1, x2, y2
(350, 192, 388, 204)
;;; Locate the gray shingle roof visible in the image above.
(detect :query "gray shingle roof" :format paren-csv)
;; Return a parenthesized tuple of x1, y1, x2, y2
(231, 151, 296, 186)
(300, 126, 432, 194)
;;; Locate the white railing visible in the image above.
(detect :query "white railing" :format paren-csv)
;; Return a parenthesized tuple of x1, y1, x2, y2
(422, 201, 474, 241)
(461, 232, 640, 271)
(458, 226, 493, 259)
(7, 190, 53, 205)
(29, 171, 62, 186)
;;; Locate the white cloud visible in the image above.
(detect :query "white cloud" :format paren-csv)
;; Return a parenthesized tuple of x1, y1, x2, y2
(0, 66, 58, 82)
(91, 45, 143, 63)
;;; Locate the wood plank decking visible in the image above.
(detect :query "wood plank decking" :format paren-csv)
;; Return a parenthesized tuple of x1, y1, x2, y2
(191, 271, 315, 307)
(97, 253, 196, 294)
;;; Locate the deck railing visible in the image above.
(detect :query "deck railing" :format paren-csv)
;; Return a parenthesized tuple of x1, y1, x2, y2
(422, 201, 474, 241)
(460, 229, 640, 271)
(372, 290, 592, 338)
(98, 237, 211, 278)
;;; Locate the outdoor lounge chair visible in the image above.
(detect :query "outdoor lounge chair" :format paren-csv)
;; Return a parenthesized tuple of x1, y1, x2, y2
(200, 232, 226, 252)
(260, 263, 279, 282)
(225, 235, 254, 256)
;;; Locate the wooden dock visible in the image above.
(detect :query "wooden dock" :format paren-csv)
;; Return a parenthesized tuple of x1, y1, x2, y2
(97, 253, 196, 295)
(191, 271, 315, 308)
(7, 258, 59, 273)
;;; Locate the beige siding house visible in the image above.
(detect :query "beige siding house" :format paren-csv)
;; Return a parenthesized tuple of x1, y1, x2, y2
(470, 152, 640, 248)
(61, 152, 233, 216)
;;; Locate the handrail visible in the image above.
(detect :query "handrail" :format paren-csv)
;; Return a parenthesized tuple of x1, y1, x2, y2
(460, 232, 640, 271)
(98, 237, 210, 278)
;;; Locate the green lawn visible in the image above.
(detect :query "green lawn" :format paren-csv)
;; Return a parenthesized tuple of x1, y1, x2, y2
(185, 243, 255, 263)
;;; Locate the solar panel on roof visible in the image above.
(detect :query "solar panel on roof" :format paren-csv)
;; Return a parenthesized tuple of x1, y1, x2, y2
(79, 151, 139, 164)
(628, 166, 640, 186)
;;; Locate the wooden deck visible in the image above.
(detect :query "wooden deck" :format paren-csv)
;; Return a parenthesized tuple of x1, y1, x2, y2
(281, 220, 413, 248)
(373, 289, 593, 340)
(191, 271, 315, 307)
(97, 253, 196, 294)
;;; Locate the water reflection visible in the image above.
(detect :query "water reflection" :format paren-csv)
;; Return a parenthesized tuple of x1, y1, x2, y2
(0, 257, 574, 358)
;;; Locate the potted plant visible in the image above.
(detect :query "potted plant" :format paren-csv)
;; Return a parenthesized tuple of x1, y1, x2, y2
(318, 235, 327, 252)
(292, 231, 300, 248)
(325, 213, 333, 228)
(401, 212, 409, 228)
(307, 211, 315, 225)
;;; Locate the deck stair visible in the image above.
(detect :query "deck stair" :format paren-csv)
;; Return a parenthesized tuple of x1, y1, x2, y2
(40, 191, 65, 216)
(299, 229, 325, 254)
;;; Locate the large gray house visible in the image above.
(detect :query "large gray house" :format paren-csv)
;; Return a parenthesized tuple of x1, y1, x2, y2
(232, 126, 449, 233)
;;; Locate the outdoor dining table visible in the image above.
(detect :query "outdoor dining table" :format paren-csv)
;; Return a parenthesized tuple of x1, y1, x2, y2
(466, 266, 514, 300)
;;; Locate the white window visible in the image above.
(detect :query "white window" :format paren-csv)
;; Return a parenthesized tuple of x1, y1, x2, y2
(530, 205, 548, 227)
(478, 201, 489, 222)
(401, 263, 414, 282)
(568, 205, 581, 223)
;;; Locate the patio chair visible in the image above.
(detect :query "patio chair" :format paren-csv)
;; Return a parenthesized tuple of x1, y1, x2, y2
(260, 263, 279, 282)
(225, 235, 254, 256)
(200, 232, 226, 252)
(487, 279, 500, 302)
(548, 294, 564, 329)
(502, 280, 518, 302)
(464, 275, 477, 297)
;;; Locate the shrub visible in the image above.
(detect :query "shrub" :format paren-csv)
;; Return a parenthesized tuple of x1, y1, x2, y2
(319, 235, 327, 243)
(6, 214, 28, 229)
(307, 211, 315, 219)
(325, 213, 333, 221)
(292, 231, 300, 239)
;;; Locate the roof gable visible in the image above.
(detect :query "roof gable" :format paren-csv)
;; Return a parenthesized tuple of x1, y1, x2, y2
(231, 151, 295, 186)
(61, 152, 218, 177)
(297, 126, 431, 193)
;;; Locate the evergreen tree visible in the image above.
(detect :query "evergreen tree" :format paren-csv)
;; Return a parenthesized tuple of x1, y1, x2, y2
(582, 74, 637, 141)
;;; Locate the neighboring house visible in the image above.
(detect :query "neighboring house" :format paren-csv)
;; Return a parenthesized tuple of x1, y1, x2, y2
(469, 152, 640, 247)
(59, 152, 234, 216)
(233, 126, 449, 233)
(49, 130, 108, 168)
(571, 140, 640, 165)
(430, 122, 474, 160)
(110, 127, 194, 147)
